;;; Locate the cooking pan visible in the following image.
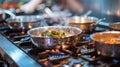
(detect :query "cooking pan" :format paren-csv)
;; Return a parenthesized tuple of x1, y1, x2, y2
(27, 26, 82, 49)
(66, 16, 100, 33)
(6, 15, 42, 30)
(109, 22, 120, 31)
(91, 31, 120, 58)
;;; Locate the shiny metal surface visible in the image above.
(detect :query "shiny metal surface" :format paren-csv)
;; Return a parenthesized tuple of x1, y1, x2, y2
(67, 16, 98, 33)
(79, 0, 120, 22)
(109, 22, 120, 30)
(2, 9, 16, 20)
(6, 15, 42, 30)
(91, 31, 120, 58)
(0, 34, 42, 67)
(28, 26, 82, 49)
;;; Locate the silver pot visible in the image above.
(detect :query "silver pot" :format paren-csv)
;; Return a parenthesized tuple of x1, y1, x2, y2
(67, 16, 99, 33)
(109, 22, 120, 31)
(27, 26, 82, 49)
(91, 31, 120, 58)
(6, 15, 42, 30)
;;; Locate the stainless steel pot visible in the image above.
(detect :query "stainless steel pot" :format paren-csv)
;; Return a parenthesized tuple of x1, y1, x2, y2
(91, 31, 120, 58)
(27, 26, 82, 49)
(67, 16, 99, 33)
(109, 22, 120, 31)
(6, 15, 42, 30)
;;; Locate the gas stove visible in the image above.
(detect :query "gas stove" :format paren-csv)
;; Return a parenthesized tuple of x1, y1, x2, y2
(0, 21, 120, 67)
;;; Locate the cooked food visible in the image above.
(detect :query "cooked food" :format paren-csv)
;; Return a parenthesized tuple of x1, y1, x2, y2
(104, 39, 117, 44)
(40, 30, 68, 37)
(92, 31, 120, 44)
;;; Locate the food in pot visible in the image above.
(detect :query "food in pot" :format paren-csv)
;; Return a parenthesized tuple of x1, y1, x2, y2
(104, 39, 117, 44)
(90, 31, 120, 58)
(92, 32, 120, 42)
(40, 30, 67, 37)
(27, 26, 82, 49)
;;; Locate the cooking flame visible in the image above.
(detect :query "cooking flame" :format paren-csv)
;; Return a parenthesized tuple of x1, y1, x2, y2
(51, 49, 60, 53)
(21, 31, 25, 35)
(3, 21, 7, 25)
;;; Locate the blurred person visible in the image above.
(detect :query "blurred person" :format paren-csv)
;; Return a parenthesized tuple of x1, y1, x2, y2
(20, 0, 120, 22)
(19, 0, 85, 14)
(19, 0, 43, 13)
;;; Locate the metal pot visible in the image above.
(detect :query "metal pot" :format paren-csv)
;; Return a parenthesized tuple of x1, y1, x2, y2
(67, 16, 99, 33)
(109, 22, 120, 31)
(27, 26, 82, 49)
(6, 15, 42, 30)
(91, 31, 120, 58)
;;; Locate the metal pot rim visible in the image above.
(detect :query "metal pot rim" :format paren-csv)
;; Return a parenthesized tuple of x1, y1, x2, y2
(27, 26, 82, 38)
(109, 22, 120, 30)
(67, 16, 99, 24)
(90, 31, 120, 42)
(6, 15, 42, 23)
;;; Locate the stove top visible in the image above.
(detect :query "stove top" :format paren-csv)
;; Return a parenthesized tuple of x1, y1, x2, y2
(0, 21, 120, 67)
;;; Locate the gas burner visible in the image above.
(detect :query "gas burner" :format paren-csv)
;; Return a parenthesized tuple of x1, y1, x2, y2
(29, 48, 70, 59)
(48, 49, 70, 61)
(28, 48, 71, 66)
(3, 29, 27, 36)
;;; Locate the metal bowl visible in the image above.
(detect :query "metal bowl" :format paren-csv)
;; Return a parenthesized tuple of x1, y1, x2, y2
(91, 31, 120, 58)
(6, 15, 42, 30)
(67, 16, 99, 33)
(27, 26, 82, 49)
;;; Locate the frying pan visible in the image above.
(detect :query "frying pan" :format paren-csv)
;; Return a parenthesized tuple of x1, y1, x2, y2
(6, 15, 42, 30)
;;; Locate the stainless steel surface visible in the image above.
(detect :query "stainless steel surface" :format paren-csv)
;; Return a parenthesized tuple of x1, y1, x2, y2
(6, 15, 42, 30)
(91, 31, 120, 58)
(2, 9, 16, 20)
(0, 34, 42, 67)
(27, 26, 82, 49)
(67, 16, 98, 33)
(109, 22, 120, 30)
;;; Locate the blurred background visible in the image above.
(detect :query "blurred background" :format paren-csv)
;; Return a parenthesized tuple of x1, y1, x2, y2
(1, 0, 120, 22)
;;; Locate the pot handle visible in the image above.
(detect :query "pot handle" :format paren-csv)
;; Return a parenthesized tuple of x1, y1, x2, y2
(2, 9, 16, 19)
(95, 18, 106, 26)
(98, 18, 106, 22)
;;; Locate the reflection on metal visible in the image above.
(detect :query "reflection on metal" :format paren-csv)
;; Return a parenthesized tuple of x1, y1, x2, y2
(2, 9, 16, 19)
(0, 34, 42, 67)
